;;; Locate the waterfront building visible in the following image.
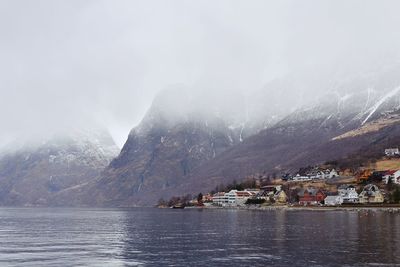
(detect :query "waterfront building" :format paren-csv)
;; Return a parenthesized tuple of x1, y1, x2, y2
(324, 195, 343, 206)
(212, 190, 256, 206)
(358, 184, 384, 204)
(274, 190, 288, 204)
(212, 192, 229, 206)
(338, 185, 359, 203)
(297, 188, 326, 205)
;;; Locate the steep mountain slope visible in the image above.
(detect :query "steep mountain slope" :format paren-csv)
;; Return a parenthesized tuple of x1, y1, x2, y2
(91, 89, 242, 206)
(89, 79, 400, 206)
(92, 79, 330, 203)
(0, 129, 119, 206)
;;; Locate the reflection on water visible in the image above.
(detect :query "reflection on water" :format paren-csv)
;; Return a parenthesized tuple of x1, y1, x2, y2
(0, 207, 399, 266)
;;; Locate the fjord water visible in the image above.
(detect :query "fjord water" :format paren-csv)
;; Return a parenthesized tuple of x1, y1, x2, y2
(0, 208, 399, 267)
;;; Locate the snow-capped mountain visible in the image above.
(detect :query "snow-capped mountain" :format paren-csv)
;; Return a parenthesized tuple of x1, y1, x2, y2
(26, 63, 400, 207)
(173, 84, 400, 197)
(88, 65, 400, 206)
(0, 128, 119, 206)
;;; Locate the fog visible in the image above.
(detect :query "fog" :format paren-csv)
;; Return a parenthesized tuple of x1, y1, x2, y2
(1, 0, 400, 147)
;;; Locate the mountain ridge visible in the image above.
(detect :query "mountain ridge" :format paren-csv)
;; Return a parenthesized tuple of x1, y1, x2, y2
(2, 79, 400, 206)
(0, 129, 119, 206)
(85, 82, 400, 206)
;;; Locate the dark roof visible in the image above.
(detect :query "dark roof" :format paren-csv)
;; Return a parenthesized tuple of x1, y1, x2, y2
(297, 188, 322, 197)
(361, 184, 382, 197)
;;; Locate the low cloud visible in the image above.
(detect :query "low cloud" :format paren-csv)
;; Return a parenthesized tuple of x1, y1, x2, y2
(1, 0, 399, 147)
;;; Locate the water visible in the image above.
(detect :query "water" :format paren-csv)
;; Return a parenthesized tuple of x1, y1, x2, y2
(0, 207, 399, 267)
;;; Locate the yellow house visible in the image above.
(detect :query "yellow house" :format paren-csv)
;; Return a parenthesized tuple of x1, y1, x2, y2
(274, 190, 288, 204)
(359, 184, 384, 204)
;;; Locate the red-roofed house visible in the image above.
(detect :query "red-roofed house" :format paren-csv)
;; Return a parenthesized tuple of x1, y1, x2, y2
(297, 188, 326, 205)
(383, 170, 400, 184)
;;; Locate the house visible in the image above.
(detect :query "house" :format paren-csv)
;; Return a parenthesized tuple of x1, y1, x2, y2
(383, 170, 400, 184)
(213, 190, 256, 206)
(212, 192, 229, 206)
(259, 185, 281, 198)
(304, 168, 339, 180)
(260, 185, 278, 194)
(326, 169, 339, 179)
(273, 189, 288, 204)
(226, 190, 254, 206)
(258, 185, 287, 204)
(297, 188, 326, 205)
(259, 185, 284, 198)
(338, 185, 359, 203)
(324, 195, 343, 206)
(292, 174, 312, 181)
(306, 170, 325, 180)
(385, 148, 400, 157)
(358, 184, 384, 204)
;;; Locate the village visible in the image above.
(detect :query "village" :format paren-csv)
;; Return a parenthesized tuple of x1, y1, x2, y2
(160, 148, 400, 209)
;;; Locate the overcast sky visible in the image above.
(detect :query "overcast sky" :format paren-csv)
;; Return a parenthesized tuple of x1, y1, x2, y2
(1, 0, 400, 147)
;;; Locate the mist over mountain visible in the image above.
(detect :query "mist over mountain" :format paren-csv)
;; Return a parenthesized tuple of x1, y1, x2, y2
(2, 0, 400, 147)
(85, 62, 400, 206)
(1, 0, 400, 206)
(85, 87, 242, 206)
(0, 128, 118, 206)
(2, 61, 400, 206)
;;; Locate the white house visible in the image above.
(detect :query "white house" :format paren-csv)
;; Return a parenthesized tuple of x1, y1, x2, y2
(305, 168, 339, 180)
(324, 195, 343, 206)
(383, 170, 400, 184)
(326, 169, 339, 179)
(385, 148, 400, 157)
(307, 170, 325, 179)
(338, 185, 359, 203)
(226, 190, 254, 206)
(292, 174, 312, 181)
(212, 192, 229, 206)
(212, 190, 255, 206)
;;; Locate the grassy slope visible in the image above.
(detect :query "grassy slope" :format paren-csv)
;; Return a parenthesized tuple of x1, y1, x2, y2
(372, 158, 400, 171)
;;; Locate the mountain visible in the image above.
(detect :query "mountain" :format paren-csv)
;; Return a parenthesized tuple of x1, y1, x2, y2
(90, 88, 243, 206)
(173, 87, 400, 195)
(0, 129, 119, 206)
(85, 74, 400, 206)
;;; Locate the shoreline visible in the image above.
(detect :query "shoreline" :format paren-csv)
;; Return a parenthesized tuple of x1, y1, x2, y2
(186, 204, 400, 213)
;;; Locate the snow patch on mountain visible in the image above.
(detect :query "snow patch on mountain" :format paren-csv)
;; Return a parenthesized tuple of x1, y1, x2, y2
(0, 128, 119, 168)
(361, 86, 400, 125)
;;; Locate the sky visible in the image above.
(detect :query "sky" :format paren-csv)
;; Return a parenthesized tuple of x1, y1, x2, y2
(1, 0, 400, 147)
